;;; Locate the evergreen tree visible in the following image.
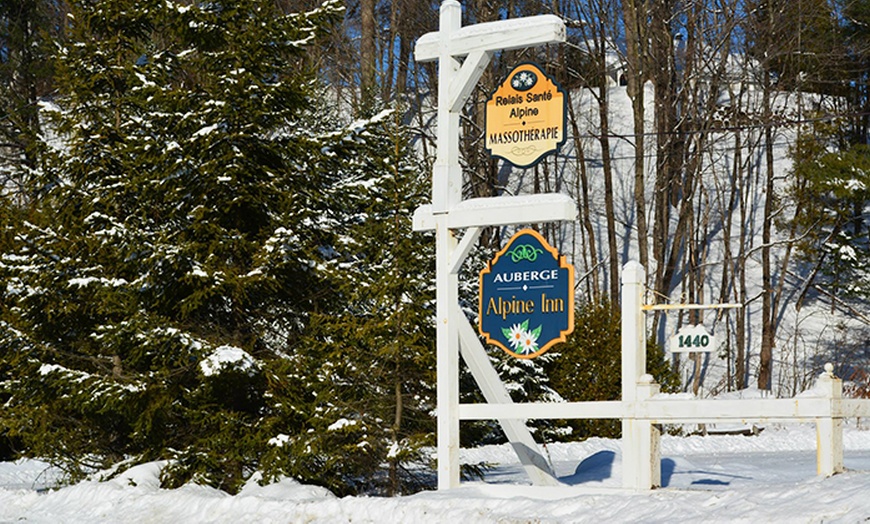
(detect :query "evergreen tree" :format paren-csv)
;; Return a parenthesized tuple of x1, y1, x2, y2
(0, 3, 61, 460)
(0, 0, 60, 191)
(270, 106, 437, 496)
(0, 0, 357, 492)
(490, 351, 572, 443)
(787, 130, 870, 307)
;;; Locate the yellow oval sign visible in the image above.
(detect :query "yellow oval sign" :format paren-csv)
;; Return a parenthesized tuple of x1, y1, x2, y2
(485, 63, 566, 168)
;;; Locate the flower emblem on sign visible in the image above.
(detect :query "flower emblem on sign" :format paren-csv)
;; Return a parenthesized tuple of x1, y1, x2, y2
(511, 70, 537, 91)
(502, 319, 542, 355)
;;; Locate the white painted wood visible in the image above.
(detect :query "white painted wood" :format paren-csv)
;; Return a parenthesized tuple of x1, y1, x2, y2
(449, 227, 481, 275)
(449, 50, 491, 113)
(435, 216, 460, 489)
(458, 400, 621, 420)
(412, 194, 576, 231)
(839, 400, 870, 418)
(817, 417, 844, 477)
(430, 1, 463, 489)
(432, 0, 462, 213)
(621, 262, 646, 403)
(636, 398, 834, 420)
(641, 376, 662, 489)
(457, 398, 852, 422)
(816, 364, 844, 477)
(623, 375, 660, 490)
(412, 204, 435, 232)
(418, 1, 569, 490)
(455, 308, 560, 486)
(415, 15, 566, 62)
(622, 417, 661, 490)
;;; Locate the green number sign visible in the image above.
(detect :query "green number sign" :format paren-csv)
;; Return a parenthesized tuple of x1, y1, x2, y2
(669, 325, 717, 354)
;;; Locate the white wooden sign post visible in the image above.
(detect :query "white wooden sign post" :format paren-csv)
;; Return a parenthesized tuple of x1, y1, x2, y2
(415, 1, 868, 494)
(413, 0, 571, 489)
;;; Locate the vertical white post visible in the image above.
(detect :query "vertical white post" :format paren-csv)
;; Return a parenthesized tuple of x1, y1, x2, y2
(621, 262, 659, 490)
(419, 0, 568, 490)
(434, 0, 463, 490)
(436, 219, 460, 489)
(433, 0, 462, 213)
(816, 363, 844, 477)
(621, 261, 646, 403)
(628, 374, 662, 489)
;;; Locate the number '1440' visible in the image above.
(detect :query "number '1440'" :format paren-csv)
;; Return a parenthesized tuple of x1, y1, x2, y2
(678, 334, 710, 348)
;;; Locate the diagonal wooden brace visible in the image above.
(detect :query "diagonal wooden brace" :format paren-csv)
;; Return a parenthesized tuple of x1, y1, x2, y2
(455, 305, 561, 486)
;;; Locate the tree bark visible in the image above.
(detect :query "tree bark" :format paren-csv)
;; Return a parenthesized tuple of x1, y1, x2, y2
(360, 0, 377, 109)
(621, 0, 649, 272)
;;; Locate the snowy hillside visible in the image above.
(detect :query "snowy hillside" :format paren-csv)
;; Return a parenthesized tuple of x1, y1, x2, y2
(494, 81, 869, 398)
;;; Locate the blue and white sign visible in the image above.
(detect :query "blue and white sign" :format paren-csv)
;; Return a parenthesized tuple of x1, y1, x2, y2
(479, 229, 574, 359)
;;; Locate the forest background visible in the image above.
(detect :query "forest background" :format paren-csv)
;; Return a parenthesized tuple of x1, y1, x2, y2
(0, 0, 867, 498)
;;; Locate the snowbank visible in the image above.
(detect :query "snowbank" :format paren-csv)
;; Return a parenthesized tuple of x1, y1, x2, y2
(3, 425, 870, 523)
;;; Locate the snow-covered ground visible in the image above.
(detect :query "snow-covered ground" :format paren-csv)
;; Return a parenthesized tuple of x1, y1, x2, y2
(3, 423, 870, 523)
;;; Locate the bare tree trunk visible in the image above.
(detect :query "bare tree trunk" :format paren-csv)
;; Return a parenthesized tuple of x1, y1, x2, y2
(736, 144, 750, 390)
(692, 187, 711, 396)
(758, 79, 775, 391)
(720, 127, 741, 390)
(388, 374, 403, 495)
(360, 0, 377, 109)
(598, 82, 621, 306)
(395, 1, 411, 98)
(621, 0, 649, 273)
(382, 0, 400, 101)
(647, 0, 687, 352)
(567, 93, 601, 301)
(688, 194, 701, 396)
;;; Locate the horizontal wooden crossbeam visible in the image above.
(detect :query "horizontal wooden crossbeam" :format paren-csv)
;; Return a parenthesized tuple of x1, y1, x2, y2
(412, 193, 576, 231)
(415, 15, 565, 62)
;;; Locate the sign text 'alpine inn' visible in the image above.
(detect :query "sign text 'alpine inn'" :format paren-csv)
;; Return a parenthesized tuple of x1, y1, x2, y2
(479, 229, 574, 359)
(485, 63, 567, 168)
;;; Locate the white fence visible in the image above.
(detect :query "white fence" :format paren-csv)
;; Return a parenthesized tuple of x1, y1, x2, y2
(459, 261, 870, 490)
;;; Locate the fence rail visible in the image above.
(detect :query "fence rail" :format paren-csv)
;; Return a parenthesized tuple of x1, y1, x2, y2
(458, 396, 870, 423)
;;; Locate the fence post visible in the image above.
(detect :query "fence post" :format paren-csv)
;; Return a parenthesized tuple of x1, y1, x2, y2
(634, 374, 661, 489)
(816, 363, 844, 477)
(621, 262, 661, 490)
(621, 261, 646, 404)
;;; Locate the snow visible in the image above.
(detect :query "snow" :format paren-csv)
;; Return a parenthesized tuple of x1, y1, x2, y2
(844, 179, 866, 192)
(267, 434, 290, 447)
(3, 424, 870, 522)
(327, 418, 357, 431)
(199, 345, 258, 376)
(189, 266, 209, 278)
(456, 192, 574, 211)
(67, 277, 129, 288)
(192, 123, 219, 138)
(38, 363, 67, 375)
